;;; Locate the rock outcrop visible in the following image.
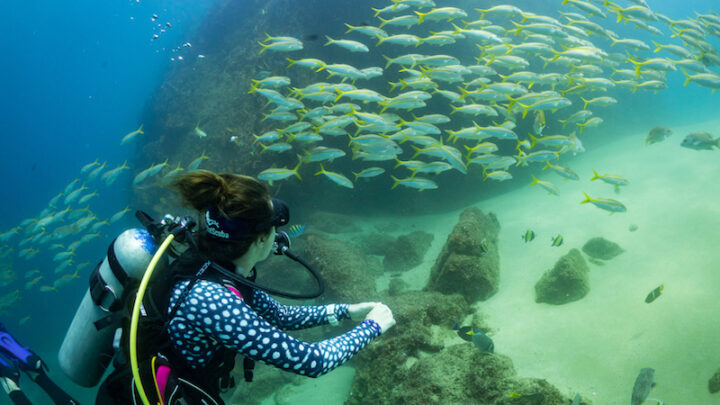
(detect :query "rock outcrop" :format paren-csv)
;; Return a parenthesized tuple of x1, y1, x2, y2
(426, 208, 501, 303)
(582, 237, 624, 260)
(383, 230, 434, 272)
(535, 249, 590, 305)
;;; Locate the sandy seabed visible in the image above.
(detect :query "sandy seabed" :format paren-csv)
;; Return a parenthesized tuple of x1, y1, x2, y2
(267, 118, 720, 405)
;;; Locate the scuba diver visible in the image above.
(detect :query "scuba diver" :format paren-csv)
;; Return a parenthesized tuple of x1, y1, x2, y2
(81, 170, 396, 405)
(0, 322, 79, 405)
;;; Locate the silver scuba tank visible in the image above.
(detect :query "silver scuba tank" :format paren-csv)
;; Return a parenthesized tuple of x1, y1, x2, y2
(58, 228, 162, 387)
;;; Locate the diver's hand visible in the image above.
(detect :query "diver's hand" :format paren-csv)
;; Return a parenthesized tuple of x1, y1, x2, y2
(348, 302, 380, 320)
(365, 303, 395, 334)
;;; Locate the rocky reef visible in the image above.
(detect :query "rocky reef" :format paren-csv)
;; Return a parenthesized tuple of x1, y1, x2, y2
(301, 233, 381, 303)
(581, 237, 624, 261)
(426, 208, 501, 303)
(709, 368, 720, 394)
(535, 249, 590, 305)
(306, 211, 363, 234)
(383, 230, 434, 272)
(347, 290, 582, 405)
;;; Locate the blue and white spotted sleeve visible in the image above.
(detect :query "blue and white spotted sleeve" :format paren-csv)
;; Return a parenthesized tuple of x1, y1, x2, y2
(167, 280, 381, 377)
(250, 289, 350, 330)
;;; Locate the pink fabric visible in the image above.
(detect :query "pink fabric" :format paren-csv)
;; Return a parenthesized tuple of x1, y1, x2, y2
(156, 365, 171, 404)
(226, 286, 243, 299)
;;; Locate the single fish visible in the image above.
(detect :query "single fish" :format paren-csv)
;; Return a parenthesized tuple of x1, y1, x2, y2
(390, 176, 438, 191)
(580, 193, 627, 214)
(188, 152, 209, 170)
(109, 206, 131, 224)
(645, 284, 664, 303)
(194, 123, 208, 138)
(530, 175, 559, 196)
(287, 224, 306, 238)
(353, 167, 385, 180)
(468, 328, 494, 353)
(680, 132, 719, 150)
(590, 170, 629, 187)
(479, 238, 488, 255)
(315, 164, 353, 189)
(645, 126, 672, 146)
(631, 368, 655, 405)
(257, 158, 303, 185)
(80, 159, 100, 174)
(543, 162, 579, 181)
(121, 124, 144, 145)
(551, 234, 563, 247)
(522, 230, 535, 243)
(324, 36, 369, 52)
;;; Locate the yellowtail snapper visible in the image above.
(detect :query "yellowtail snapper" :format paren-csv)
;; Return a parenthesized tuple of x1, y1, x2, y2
(645, 284, 664, 303)
(580, 193, 627, 214)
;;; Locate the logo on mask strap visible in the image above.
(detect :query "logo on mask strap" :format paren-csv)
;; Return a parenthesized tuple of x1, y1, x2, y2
(206, 210, 230, 239)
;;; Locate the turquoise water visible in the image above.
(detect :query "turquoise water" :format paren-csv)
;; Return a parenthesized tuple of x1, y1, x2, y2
(1, 0, 719, 403)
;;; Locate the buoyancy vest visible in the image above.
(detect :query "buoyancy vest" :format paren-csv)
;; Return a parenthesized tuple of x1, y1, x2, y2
(96, 249, 256, 405)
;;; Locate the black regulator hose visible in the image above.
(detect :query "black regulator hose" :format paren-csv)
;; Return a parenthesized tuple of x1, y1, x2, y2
(209, 246, 324, 299)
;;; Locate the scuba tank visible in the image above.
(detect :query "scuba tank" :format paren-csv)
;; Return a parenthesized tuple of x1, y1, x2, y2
(58, 228, 162, 387)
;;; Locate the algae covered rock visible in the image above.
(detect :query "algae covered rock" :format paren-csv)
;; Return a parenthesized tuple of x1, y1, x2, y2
(382, 345, 516, 405)
(709, 368, 720, 393)
(383, 230, 434, 272)
(426, 208, 501, 303)
(349, 338, 576, 405)
(582, 237, 624, 260)
(306, 211, 363, 234)
(302, 234, 379, 303)
(356, 232, 395, 256)
(387, 277, 408, 296)
(535, 249, 590, 305)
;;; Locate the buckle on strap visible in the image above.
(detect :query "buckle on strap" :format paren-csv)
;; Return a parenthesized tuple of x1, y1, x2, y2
(89, 261, 122, 313)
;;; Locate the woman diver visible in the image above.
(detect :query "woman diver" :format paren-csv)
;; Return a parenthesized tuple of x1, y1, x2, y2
(95, 170, 395, 405)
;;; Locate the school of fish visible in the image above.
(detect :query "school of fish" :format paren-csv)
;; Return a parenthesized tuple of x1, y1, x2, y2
(248, 0, 720, 215)
(0, 0, 719, 316)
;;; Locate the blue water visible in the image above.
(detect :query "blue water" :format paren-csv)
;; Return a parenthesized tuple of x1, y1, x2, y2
(0, 0, 719, 403)
(0, 1, 219, 403)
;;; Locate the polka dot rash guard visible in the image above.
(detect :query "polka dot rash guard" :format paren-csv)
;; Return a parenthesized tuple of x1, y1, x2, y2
(166, 279, 382, 377)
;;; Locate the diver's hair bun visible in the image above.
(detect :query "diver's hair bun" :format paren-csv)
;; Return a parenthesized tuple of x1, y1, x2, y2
(170, 169, 273, 263)
(170, 169, 271, 219)
(170, 169, 230, 211)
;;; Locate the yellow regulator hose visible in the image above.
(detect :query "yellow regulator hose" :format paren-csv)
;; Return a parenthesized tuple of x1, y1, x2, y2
(130, 233, 175, 405)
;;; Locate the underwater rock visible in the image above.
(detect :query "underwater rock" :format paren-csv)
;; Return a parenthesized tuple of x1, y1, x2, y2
(227, 361, 299, 405)
(387, 277, 408, 297)
(383, 230, 434, 272)
(500, 378, 573, 405)
(426, 208, 501, 303)
(582, 237, 624, 260)
(346, 291, 468, 405)
(709, 368, 720, 393)
(535, 249, 590, 305)
(350, 340, 575, 405)
(306, 211, 363, 234)
(302, 234, 379, 302)
(356, 232, 396, 256)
